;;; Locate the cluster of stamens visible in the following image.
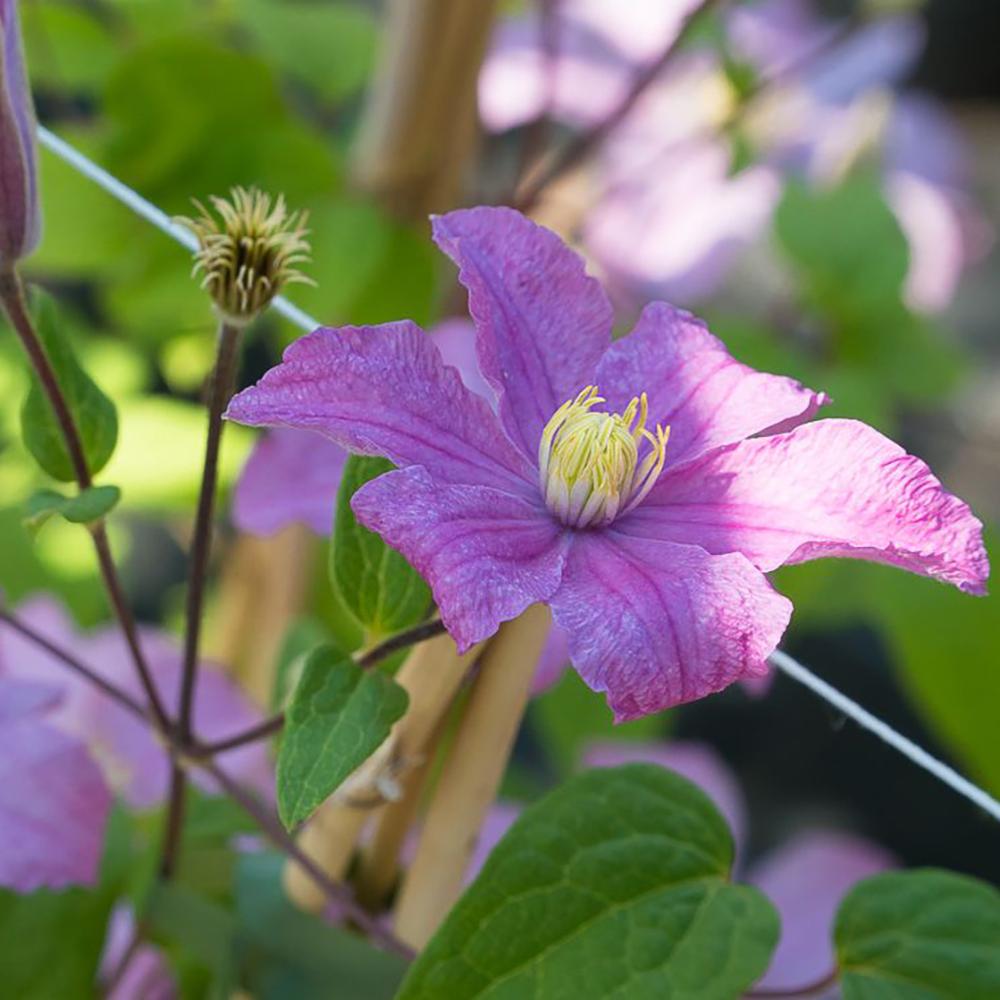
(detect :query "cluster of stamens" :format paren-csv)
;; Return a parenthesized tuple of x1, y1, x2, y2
(177, 186, 314, 326)
(538, 386, 669, 528)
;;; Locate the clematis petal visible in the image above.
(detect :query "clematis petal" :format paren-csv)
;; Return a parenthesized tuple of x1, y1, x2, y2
(226, 321, 534, 496)
(351, 466, 570, 651)
(432, 206, 613, 460)
(595, 302, 826, 467)
(747, 831, 894, 992)
(231, 318, 493, 539)
(0, 681, 111, 891)
(549, 532, 792, 720)
(622, 418, 989, 594)
(233, 427, 347, 536)
(581, 740, 748, 854)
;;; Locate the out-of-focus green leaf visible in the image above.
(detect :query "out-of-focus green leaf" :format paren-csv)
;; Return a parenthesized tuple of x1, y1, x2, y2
(330, 455, 431, 637)
(23, 3, 119, 94)
(836, 869, 1000, 998)
(20, 292, 119, 482)
(270, 616, 331, 714)
(861, 529, 1000, 793)
(234, 852, 406, 999)
(276, 643, 408, 828)
(24, 484, 121, 532)
(239, 0, 378, 102)
(399, 765, 778, 1000)
(147, 881, 237, 982)
(101, 397, 251, 511)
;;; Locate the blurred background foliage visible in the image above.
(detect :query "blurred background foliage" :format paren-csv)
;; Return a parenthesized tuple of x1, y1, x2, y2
(1, 0, 998, 930)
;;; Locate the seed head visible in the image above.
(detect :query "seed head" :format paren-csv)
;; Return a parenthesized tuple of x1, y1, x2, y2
(177, 187, 313, 326)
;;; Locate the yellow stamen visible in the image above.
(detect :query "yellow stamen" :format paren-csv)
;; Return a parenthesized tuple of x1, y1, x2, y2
(538, 386, 669, 528)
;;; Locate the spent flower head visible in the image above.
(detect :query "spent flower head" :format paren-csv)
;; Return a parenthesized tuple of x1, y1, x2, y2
(178, 186, 313, 326)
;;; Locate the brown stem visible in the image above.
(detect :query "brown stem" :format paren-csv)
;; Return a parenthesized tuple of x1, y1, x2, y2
(178, 320, 243, 741)
(355, 619, 447, 669)
(201, 757, 415, 960)
(196, 712, 285, 756)
(0, 605, 146, 719)
(158, 763, 187, 879)
(513, 0, 725, 213)
(0, 268, 171, 732)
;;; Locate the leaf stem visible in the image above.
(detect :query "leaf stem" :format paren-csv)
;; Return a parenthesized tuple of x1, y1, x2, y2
(0, 268, 170, 732)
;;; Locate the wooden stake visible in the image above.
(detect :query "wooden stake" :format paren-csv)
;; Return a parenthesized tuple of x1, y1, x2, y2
(283, 631, 482, 913)
(352, 0, 499, 218)
(392, 605, 551, 949)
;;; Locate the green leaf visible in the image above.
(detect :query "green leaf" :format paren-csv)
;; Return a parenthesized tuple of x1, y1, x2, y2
(836, 869, 1000, 999)
(859, 530, 1000, 794)
(276, 644, 409, 828)
(330, 455, 431, 637)
(234, 853, 406, 999)
(239, 0, 378, 102)
(147, 881, 237, 977)
(399, 764, 778, 1000)
(24, 485, 121, 532)
(19, 292, 118, 482)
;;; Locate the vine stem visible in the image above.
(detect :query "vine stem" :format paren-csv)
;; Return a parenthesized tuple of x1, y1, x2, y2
(161, 319, 243, 880)
(0, 268, 171, 733)
(513, 0, 725, 213)
(178, 319, 243, 741)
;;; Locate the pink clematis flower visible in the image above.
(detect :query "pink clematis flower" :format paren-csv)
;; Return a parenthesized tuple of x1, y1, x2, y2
(584, 740, 894, 993)
(226, 207, 987, 720)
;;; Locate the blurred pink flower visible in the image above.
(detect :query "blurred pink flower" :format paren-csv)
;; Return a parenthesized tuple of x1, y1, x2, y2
(0, 676, 111, 891)
(0, 597, 272, 809)
(583, 740, 894, 993)
(99, 906, 174, 1000)
(480, 0, 983, 313)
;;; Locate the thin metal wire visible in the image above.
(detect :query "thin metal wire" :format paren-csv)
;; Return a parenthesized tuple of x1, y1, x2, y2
(770, 650, 1000, 822)
(36, 123, 1000, 826)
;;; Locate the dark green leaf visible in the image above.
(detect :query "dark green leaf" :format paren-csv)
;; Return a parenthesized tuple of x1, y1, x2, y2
(276, 644, 409, 828)
(836, 869, 1000, 999)
(399, 764, 778, 1000)
(24, 485, 121, 532)
(19, 292, 118, 481)
(147, 882, 237, 976)
(330, 455, 431, 637)
(234, 853, 406, 999)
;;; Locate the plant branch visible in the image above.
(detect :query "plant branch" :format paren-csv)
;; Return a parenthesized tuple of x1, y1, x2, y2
(178, 320, 243, 741)
(0, 268, 170, 732)
(0, 605, 146, 718)
(513, 0, 725, 213)
(200, 757, 416, 960)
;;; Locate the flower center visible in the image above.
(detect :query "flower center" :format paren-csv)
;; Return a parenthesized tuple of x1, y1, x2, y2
(538, 386, 669, 528)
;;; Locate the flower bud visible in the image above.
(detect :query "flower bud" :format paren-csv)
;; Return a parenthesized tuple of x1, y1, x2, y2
(177, 187, 313, 327)
(0, 0, 41, 266)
